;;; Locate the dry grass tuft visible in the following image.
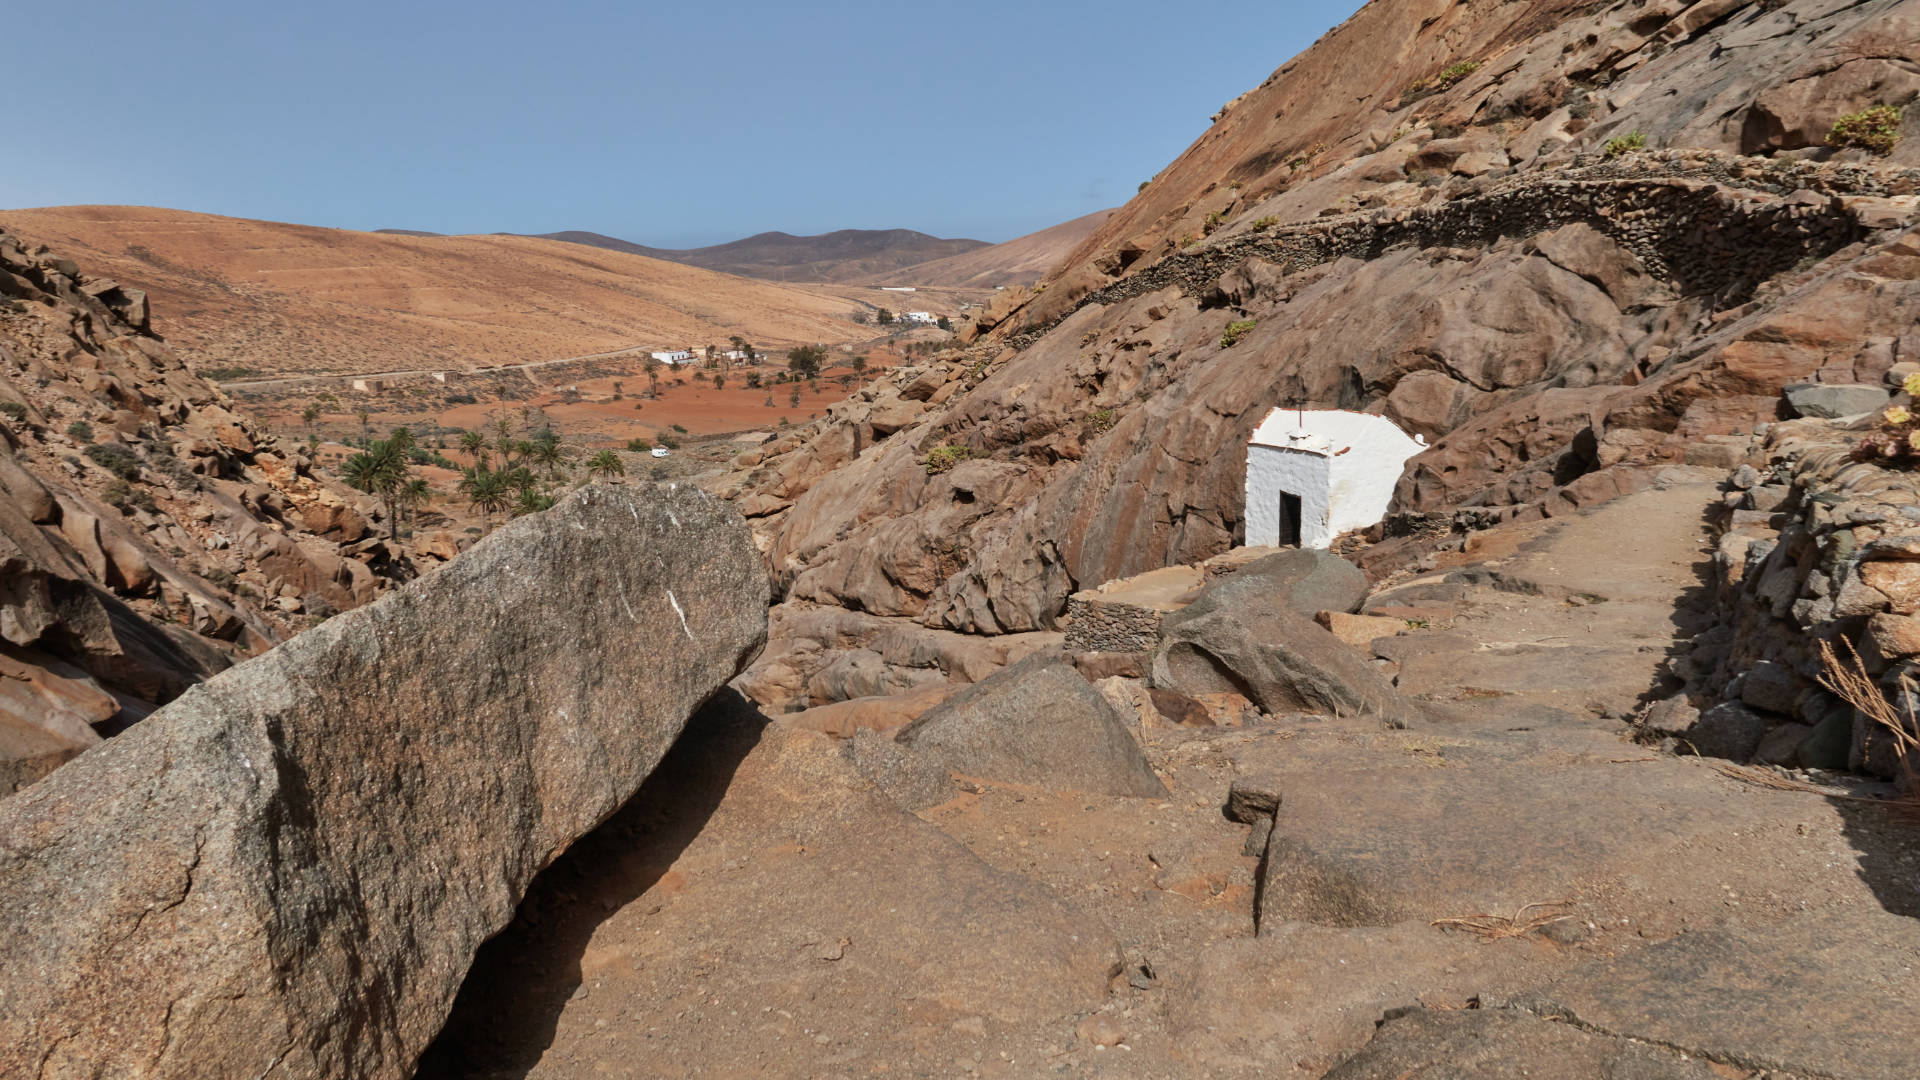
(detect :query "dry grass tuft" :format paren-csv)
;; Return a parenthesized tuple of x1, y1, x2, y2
(1818, 638, 1920, 796)
(1431, 900, 1575, 940)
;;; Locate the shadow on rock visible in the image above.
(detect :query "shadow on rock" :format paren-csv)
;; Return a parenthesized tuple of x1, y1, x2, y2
(414, 690, 768, 1079)
(1639, 496, 1721, 711)
(1833, 794, 1920, 921)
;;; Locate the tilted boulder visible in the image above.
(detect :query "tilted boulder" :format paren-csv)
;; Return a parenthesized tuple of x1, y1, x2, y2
(1191, 548, 1369, 621)
(0, 483, 767, 1080)
(850, 653, 1167, 809)
(1152, 581, 1417, 724)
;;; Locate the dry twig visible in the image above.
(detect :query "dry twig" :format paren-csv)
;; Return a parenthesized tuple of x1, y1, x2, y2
(1431, 900, 1575, 940)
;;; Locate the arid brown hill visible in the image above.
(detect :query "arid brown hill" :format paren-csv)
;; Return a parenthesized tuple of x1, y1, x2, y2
(706, 0, 1920, 646)
(887, 209, 1118, 288)
(534, 227, 990, 284)
(0, 226, 408, 791)
(0, 206, 878, 378)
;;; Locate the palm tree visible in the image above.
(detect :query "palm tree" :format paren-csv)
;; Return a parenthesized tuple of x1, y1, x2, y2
(395, 477, 431, 533)
(301, 405, 321, 430)
(459, 467, 512, 526)
(388, 426, 416, 453)
(340, 438, 408, 539)
(586, 449, 624, 482)
(528, 429, 565, 478)
(459, 429, 487, 467)
(513, 488, 557, 517)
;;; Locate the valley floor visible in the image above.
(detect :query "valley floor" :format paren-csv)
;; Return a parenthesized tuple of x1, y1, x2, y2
(419, 472, 1920, 1078)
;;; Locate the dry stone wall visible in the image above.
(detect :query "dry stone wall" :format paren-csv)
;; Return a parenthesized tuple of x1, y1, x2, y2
(1658, 416, 1920, 776)
(1008, 152, 1912, 350)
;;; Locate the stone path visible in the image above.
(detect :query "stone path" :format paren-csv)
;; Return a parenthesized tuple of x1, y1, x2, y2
(417, 473, 1920, 1078)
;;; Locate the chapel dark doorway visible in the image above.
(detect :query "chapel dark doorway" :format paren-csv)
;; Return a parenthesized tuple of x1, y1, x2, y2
(1278, 491, 1302, 547)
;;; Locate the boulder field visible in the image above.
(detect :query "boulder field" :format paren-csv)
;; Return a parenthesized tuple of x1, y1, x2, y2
(0, 484, 766, 1079)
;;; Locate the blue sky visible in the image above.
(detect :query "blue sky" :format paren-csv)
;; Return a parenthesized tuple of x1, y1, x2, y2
(6, 1, 1361, 247)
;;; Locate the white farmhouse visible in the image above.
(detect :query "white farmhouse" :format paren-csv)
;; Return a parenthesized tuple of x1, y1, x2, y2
(649, 349, 694, 366)
(1243, 408, 1426, 549)
(903, 311, 938, 325)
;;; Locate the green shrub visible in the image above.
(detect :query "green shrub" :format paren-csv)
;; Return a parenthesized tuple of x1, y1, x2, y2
(922, 444, 976, 475)
(84, 442, 140, 480)
(1828, 105, 1902, 155)
(1202, 210, 1226, 235)
(1086, 408, 1115, 434)
(1250, 216, 1279, 230)
(1221, 320, 1258, 348)
(1604, 131, 1647, 157)
(657, 436, 680, 450)
(1435, 60, 1480, 88)
(66, 420, 93, 443)
(627, 437, 653, 452)
(0, 401, 27, 423)
(102, 479, 157, 514)
(671, 423, 688, 434)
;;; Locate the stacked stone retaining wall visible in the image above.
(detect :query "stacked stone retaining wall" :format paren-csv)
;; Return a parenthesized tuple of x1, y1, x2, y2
(1656, 416, 1920, 777)
(1007, 152, 1916, 350)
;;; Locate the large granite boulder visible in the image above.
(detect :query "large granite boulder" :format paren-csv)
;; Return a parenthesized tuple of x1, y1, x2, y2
(1153, 584, 1417, 724)
(0, 483, 767, 1080)
(1186, 548, 1368, 621)
(851, 653, 1167, 809)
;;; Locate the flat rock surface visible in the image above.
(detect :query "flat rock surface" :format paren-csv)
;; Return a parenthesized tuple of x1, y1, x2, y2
(418, 695, 1119, 1078)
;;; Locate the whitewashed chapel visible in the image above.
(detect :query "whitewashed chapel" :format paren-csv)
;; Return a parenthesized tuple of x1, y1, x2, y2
(1244, 408, 1426, 549)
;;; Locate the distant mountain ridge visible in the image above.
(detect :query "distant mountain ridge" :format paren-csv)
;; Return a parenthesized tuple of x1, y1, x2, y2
(887, 209, 1117, 287)
(528, 227, 989, 284)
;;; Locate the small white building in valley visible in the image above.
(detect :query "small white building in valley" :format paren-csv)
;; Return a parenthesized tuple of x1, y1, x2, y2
(1244, 407, 1426, 549)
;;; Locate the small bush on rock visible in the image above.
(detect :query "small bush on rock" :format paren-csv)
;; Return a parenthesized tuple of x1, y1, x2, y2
(1828, 105, 1903, 156)
(66, 420, 93, 443)
(923, 444, 976, 475)
(84, 442, 140, 480)
(1221, 320, 1258, 348)
(1857, 377, 1920, 463)
(1604, 131, 1647, 157)
(0, 401, 26, 424)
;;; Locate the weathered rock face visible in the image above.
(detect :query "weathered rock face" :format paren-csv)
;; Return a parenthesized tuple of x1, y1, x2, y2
(0, 226, 411, 789)
(0, 484, 767, 1080)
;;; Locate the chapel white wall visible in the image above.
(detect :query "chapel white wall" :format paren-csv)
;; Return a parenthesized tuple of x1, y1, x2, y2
(1244, 445, 1332, 548)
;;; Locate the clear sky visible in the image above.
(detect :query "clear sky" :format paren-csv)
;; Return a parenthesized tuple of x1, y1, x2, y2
(7, 1, 1361, 247)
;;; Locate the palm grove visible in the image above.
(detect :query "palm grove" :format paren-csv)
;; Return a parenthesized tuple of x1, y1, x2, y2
(338, 419, 625, 537)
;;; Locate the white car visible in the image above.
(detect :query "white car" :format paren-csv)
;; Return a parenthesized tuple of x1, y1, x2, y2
(650, 447, 670, 458)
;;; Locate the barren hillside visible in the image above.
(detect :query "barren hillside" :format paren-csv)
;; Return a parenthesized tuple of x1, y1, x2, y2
(888, 209, 1118, 287)
(0, 207, 877, 378)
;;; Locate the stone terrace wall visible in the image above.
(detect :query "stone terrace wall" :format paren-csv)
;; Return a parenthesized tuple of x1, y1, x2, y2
(1006, 152, 1916, 349)
(1657, 415, 1920, 777)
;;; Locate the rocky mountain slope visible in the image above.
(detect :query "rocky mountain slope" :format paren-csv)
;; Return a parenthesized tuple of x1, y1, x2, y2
(536, 227, 990, 284)
(0, 226, 411, 791)
(0, 206, 876, 378)
(704, 0, 1920, 653)
(884, 209, 1118, 287)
